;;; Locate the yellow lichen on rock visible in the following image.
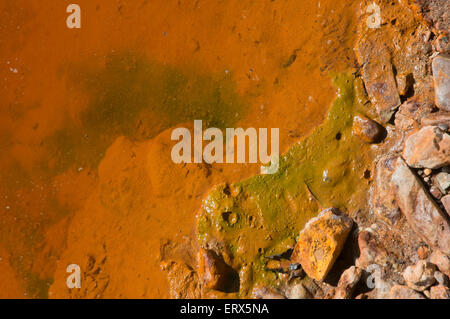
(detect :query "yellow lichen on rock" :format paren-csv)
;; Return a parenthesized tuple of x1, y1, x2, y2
(291, 208, 353, 281)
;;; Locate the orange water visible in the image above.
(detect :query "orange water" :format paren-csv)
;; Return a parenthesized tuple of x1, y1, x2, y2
(0, 0, 358, 298)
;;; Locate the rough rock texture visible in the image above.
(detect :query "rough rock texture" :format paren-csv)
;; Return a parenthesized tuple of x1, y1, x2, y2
(392, 158, 450, 254)
(352, 115, 385, 143)
(356, 46, 401, 123)
(430, 285, 450, 299)
(442, 195, 450, 215)
(434, 32, 450, 54)
(197, 249, 231, 291)
(252, 287, 286, 299)
(355, 230, 388, 270)
(371, 155, 401, 225)
(334, 266, 362, 299)
(291, 208, 353, 281)
(395, 100, 429, 132)
(421, 111, 450, 127)
(388, 285, 426, 299)
(435, 172, 450, 193)
(403, 126, 450, 169)
(403, 260, 436, 291)
(430, 251, 450, 277)
(406, 0, 449, 32)
(434, 271, 449, 286)
(284, 283, 312, 299)
(432, 54, 450, 111)
(396, 73, 414, 96)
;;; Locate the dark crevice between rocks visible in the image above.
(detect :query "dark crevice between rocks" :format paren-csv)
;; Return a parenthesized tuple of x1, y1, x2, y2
(323, 223, 359, 286)
(222, 263, 240, 293)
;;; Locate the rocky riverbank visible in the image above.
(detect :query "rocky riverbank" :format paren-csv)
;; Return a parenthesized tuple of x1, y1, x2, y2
(190, 0, 450, 299)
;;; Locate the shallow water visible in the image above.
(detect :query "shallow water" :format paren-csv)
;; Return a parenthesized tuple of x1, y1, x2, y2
(0, 0, 363, 298)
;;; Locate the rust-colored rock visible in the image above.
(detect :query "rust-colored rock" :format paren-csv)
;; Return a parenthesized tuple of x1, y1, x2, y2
(420, 111, 450, 127)
(435, 32, 450, 54)
(197, 249, 230, 291)
(371, 155, 401, 225)
(402, 126, 450, 169)
(406, 0, 449, 33)
(352, 115, 385, 143)
(355, 230, 388, 269)
(356, 43, 401, 123)
(391, 158, 450, 254)
(395, 99, 434, 132)
(291, 208, 353, 281)
(417, 246, 430, 260)
(396, 73, 413, 96)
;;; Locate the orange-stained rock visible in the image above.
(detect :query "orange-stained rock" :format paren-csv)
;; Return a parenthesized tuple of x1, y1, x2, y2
(355, 230, 388, 269)
(197, 249, 230, 291)
(403, 126, 450, 169)
(417, 246, 430, 260)
(420, 111, 450, 127)
(352, 115, 385, 143)
(442, 195, 450, 216)
(291, 208, 353, 281)
(355, 43, 401, 123)
(371, 155, 401, 226)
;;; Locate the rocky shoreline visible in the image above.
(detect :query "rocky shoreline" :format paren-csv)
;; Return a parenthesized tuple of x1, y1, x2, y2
(193, 0, 450, 299)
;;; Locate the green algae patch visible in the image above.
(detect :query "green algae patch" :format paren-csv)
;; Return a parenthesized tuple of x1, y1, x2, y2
(197, 73, 374, 297)
(46, 51, 245, 174)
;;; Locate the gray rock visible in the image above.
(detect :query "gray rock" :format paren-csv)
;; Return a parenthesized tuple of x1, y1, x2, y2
(442, 194, 450, 216)
(434, 270, 449, 286)
(432, 54, 450, 111)
(435, 172, 450, 194)
(392, 158, 450, 254)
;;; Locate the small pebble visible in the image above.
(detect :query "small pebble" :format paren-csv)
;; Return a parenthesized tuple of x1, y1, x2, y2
(417, 246, 430, 259)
